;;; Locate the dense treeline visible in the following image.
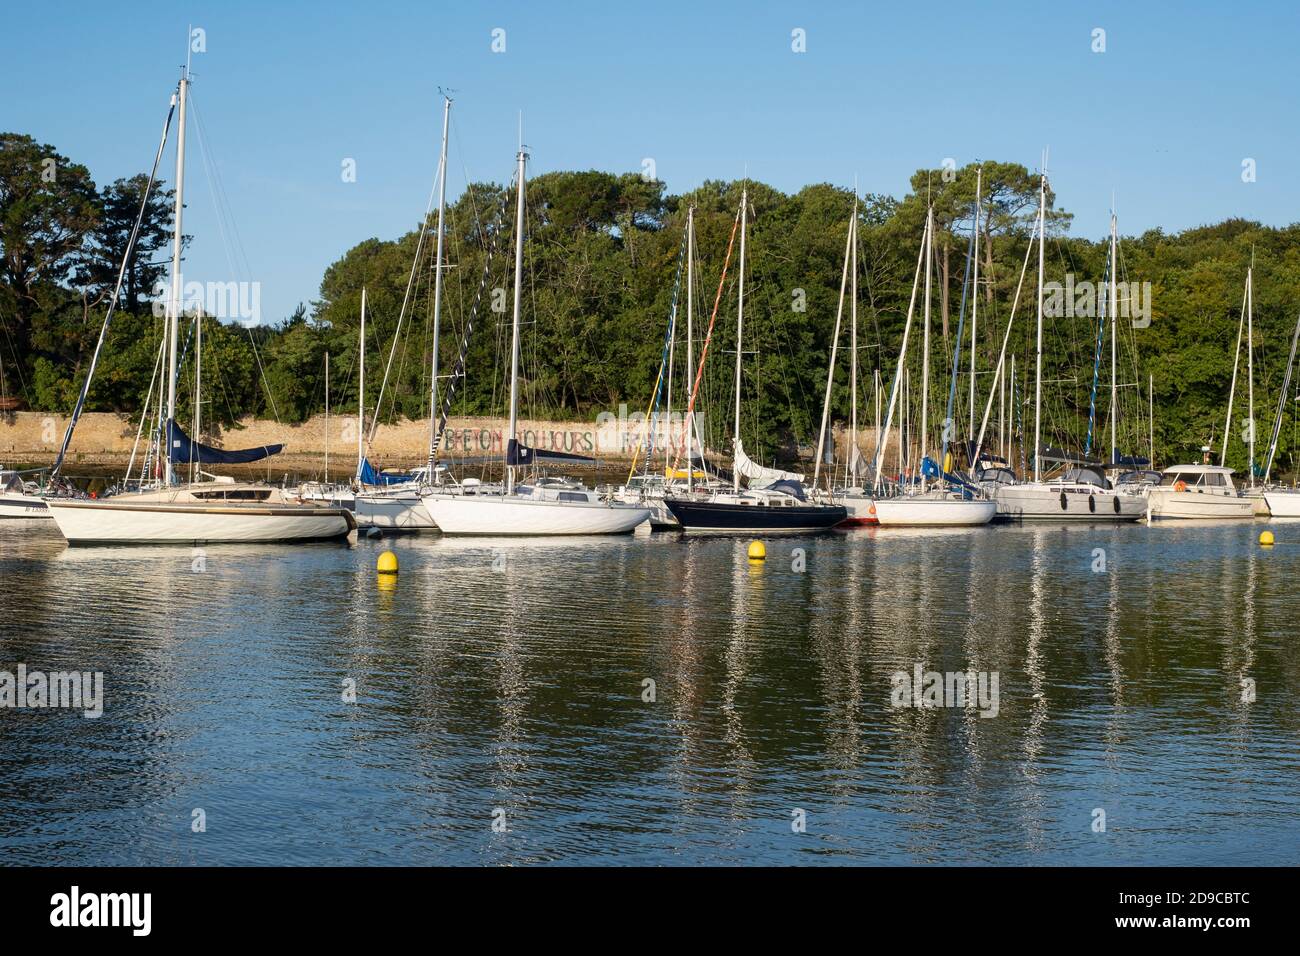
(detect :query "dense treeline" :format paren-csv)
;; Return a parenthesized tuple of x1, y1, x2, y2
(3, 128, 1299, 476)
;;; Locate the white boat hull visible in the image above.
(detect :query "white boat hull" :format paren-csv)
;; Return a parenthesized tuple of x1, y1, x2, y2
(0, 491, 52, 518)
(993, 483, 1146, 522)
(1147, 488, 1256, 520)
(354, 489, 436, 531)
(422, 491, 648, 535)
(1262, 490, 1300, 517)
(46, 499, 354, 544)
(872, 496, 996, 527)
(835, 494, 878, 526)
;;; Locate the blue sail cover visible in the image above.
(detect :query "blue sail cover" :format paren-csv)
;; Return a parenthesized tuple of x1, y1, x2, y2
(166, 419, 283, 465)
(358, 457, 413, 486)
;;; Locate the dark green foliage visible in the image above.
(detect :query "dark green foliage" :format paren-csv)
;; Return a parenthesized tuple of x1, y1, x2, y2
(2, 135, 1299, 476)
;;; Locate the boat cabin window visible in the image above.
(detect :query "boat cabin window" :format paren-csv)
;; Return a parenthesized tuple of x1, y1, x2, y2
(557, 491, 588, 503)
(192, 488, 273, 501)
(1160, 472, 1197, 487)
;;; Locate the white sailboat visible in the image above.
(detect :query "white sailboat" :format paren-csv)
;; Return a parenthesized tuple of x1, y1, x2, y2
(1219, 267, 1270, 515)
(870, 206, 996, 527)
(45, 67, 353, 545)
(983, 169, 1144, 522)
(421, 146, 649, 535)
(1146, 465, 1256, 519)
(0, 469, 52, 518)
(1259, 308, 1300, 516)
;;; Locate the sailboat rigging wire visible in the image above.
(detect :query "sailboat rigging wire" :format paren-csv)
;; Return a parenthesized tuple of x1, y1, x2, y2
(188, 93, 282, 423)
(124, 331, 168, 484)
(52, 88, 178, 477)
(1084, 245, 1110, 457)
(941, 179, 978, 470)
(669, 202, 743, 478)
(429, 175, 515, 467)
(627, 223, 688, 482)
(368, 149, 443, 449)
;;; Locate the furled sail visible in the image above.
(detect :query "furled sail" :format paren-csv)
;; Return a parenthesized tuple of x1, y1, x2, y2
(506, 438, 596, 466)
(166, 419, 283, 465)
(733, 438, 803, 488)
(849, 444, 870, 481)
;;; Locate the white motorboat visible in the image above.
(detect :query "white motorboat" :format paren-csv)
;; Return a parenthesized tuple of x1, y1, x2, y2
(1146, 465, 1256, 519)
(0, 470, 52, 519)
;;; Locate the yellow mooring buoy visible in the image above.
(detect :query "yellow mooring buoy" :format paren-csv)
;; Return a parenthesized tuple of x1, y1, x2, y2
(747, 540, 766, 561)
(377, 550, 399, 575)
(1259, 530, 1275, 547)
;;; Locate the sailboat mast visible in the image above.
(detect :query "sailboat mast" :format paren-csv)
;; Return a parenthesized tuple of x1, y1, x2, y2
(1247, 266, 1255, 486)
(850, 207, 859, 484)
(969, 167, 982, 437)
(873, 214, 929, 494)
(427, 95, 452, 473)
(874, 369, 881, 469)
(813, 205, 855, 490)
(1109, 209, 1118, 466)
(506, 148, 527, 495)
(920, 206, 933, 491)
(191, 312, 200, 484)
(1221, 277, 1247, 467)
(324, 350, 330, 483)
(356, 287, 366, 480)
(1148, 373, 1155, 467)
(1261, 301, 1297, 483)
(164, 68, 189, 486)
(732, 188, 747, 494)
(1033, 164, 1046, 483)
(686, 205, 694, 493)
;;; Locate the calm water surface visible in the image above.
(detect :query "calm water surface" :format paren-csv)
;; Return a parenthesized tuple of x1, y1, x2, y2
(1, 518, 1297, 865)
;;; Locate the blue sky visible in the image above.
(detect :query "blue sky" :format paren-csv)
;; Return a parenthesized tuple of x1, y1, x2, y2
(3, 0, 1294, 325)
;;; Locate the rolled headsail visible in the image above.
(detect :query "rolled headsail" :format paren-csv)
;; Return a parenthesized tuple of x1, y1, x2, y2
(733, 438, 803, 489)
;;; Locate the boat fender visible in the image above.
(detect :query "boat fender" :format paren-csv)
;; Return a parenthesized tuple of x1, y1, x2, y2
(1059, 491, 1068, 511)
(1089, 494, 1096, 513)
(1113, 495, 1121, 514)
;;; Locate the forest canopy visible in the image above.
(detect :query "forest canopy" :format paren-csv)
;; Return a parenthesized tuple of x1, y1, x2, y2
(3, 129, 1299, 477)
